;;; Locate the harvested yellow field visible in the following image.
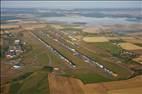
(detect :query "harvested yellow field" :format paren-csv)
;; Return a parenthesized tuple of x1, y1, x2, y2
(107, 87, 142, 94)
(48, 73, 142, 94)
(85, 75, 142, 94)
(19, 20, 38, 24)
(127, 32, 142, 36)
(106, 37, 120, 40)
(83, 27, 101, 34)
(133, 55, 142, 64)
(102, 75, 142, 90)
(1, 24, 19, 29)
(120, 37, 135, 40)
(6, 20, 22, 23)
(1, 84, 10, 94)
(124, 39, 142, 44)
(75, 35, 83, 40)
(48, 73, 85, 94)
(120, 37, 142, 44)
(83, 26, 111, 34)
(22, 24, 47, 30)
(51, 24, 63, 29)
(119, 43, 142, 50)
(83, 37, 109, 43)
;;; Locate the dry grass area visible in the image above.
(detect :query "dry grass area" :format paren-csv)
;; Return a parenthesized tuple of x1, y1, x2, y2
(107, 87, 142, 94)
(101, 75, 142, 90)
(1, 24, 19, 29)
(83, 27, 101, 34)
(106, 37, 119, 40)
(0, 62, 17, 84)
(102, 75, 142, 94)
(84, 75, 142, 94)
(48, 73, 85, 94)
(1, 84, 10, 94)
(51, 24, 64, 29)
(127, 32, 142, 36)
(124, 39, 142, 44)
(120, 37, 142, 44)
(83, 25, 112, 34)
(6, 20, 22, 23)
(83, 37, 109, 43)
(101, 36, 140, 42)
(108, 87, 142, 94)
(48, 73, 142, 94)
(120, 37, 135, 40)
(133, 55, 142, 64)
(21, 23, 47, 30)
(19, 20, 38, 24)
(119, 43, 142, 50)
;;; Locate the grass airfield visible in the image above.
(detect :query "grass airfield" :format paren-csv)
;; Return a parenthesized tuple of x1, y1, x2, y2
(1, 21, 142, 94)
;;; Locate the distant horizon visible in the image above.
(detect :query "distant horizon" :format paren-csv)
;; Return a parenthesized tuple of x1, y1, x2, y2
(1, 1, 142, 9)
(1, 7, 142, 9)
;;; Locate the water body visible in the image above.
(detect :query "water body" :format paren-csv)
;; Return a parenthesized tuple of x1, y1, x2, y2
(1, 16, 18, 21)
(41, 16, 141, 25)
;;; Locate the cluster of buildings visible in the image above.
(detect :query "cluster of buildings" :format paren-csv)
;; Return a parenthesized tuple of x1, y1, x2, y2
(6, 39, 25, 59)
(120, 50, 136, 59)
(1, 30, 25, 69)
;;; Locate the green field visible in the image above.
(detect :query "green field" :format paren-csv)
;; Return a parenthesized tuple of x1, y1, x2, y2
(10, 68, 50, 94)
(74, 73, 111, 83)
(94, 42, 122, 56)
(94, 42, 137, 64)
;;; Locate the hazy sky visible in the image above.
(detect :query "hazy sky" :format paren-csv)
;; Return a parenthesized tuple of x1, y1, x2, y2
(1, 1, 142, 9)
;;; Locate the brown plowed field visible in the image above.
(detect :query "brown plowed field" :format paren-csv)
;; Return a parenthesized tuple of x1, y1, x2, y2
(48, 73, 85, 94)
